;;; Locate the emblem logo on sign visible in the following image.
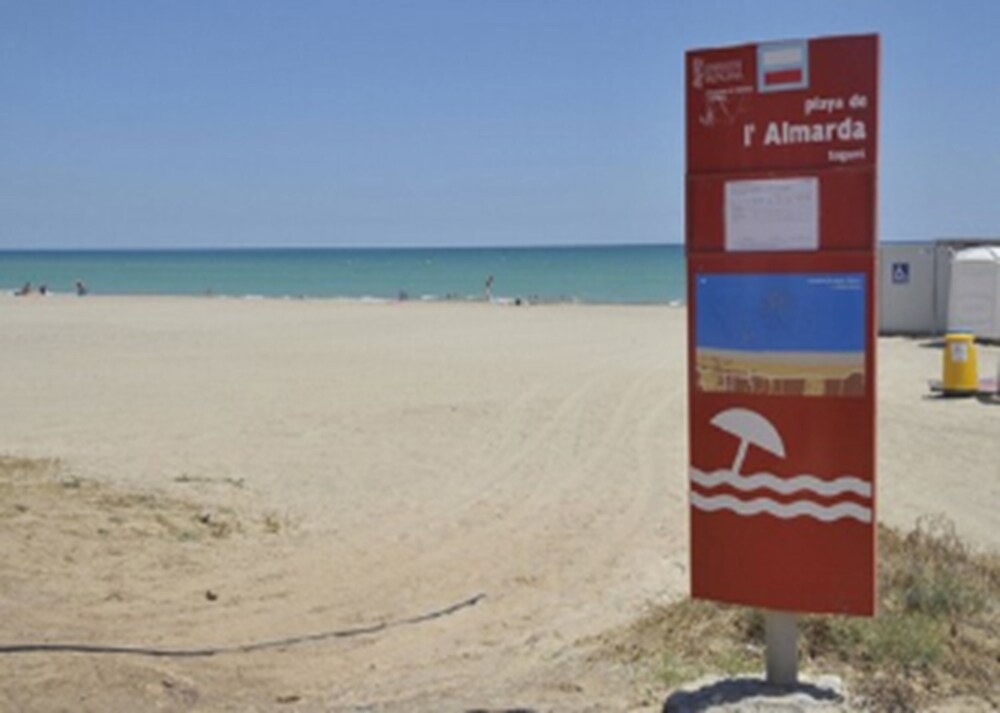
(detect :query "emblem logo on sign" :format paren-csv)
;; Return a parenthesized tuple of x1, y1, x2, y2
(693, 57, 745, 91)
(692, 57, 705, 90)
(757, 41, 809, 93)
(891, 262, 910, 284)
(690, 408, 873, 523)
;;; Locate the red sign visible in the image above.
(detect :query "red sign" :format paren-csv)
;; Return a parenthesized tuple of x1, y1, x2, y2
(686, 35, 878, 616)
(687, 35, 878, 173)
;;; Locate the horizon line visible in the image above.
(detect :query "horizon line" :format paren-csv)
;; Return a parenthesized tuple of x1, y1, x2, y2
(0, 241, 684, 253)
(0, 236, 943, 253)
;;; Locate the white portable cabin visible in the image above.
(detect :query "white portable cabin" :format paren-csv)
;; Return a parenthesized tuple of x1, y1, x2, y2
(878, 242, 939, 334)
(946, 246, 1000, 341)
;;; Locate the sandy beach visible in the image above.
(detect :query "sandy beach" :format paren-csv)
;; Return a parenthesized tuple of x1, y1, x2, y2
(1, 295, 997, 711)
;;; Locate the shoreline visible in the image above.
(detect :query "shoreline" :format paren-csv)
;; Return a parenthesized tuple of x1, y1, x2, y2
(1, 291, 687, 307)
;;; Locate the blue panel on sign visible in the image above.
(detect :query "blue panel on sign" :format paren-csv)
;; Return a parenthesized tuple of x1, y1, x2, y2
(696, 273, 865, 352)
(695, 273, 866, 397)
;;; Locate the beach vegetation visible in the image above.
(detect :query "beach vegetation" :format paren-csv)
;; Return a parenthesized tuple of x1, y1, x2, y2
(606, 517, 999, 711)
(263, 510, 290, 534)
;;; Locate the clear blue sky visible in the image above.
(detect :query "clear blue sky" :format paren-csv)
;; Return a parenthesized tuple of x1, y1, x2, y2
(2, 1, 998, 249)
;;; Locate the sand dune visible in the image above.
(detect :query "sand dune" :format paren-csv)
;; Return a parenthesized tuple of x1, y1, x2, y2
(0, 295, 996, 710)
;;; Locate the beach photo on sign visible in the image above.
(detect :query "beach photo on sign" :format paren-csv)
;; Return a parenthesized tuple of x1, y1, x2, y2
(695, 273, 866, 396)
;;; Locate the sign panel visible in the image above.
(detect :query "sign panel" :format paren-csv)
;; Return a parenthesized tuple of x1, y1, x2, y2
(686, 34, 878, 616)
(724, 178, 819, 252)
(695, 273, 866, 396)
(687, 34, 878, 173)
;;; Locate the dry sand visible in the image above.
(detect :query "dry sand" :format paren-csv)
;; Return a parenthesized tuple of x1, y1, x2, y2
(0, 295, 997, 711)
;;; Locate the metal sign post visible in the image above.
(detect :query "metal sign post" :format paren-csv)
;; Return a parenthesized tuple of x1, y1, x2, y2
(764, 611, 798, 686)
(685, 34, 880, 684)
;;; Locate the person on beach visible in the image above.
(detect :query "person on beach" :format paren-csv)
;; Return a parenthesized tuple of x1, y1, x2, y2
(485, 275, 494, 302)
(75, 280, 88, 296)
(15, 282, 32, 296)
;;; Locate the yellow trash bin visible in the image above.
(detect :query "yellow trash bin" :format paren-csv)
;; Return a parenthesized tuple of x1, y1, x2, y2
(942, 333, 978, 395)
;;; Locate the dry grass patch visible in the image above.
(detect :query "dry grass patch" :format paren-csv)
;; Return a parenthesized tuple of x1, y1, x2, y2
(605, 518, 999, 711)
(0, 454, 292, 541)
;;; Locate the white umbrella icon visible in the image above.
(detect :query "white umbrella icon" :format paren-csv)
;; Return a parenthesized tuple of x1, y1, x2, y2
(710, 408, 786, 476)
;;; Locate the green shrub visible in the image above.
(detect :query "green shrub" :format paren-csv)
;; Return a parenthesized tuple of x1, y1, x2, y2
(608, 516, 999, 711)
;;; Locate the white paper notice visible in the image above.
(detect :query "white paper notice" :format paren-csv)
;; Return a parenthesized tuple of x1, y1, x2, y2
(724, 177, 819, 252)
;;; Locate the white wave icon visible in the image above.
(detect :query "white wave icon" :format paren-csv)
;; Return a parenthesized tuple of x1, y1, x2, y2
(691, 492, 872, 523)
(691, 408, 872, 524)
(691, 468, 872, 498)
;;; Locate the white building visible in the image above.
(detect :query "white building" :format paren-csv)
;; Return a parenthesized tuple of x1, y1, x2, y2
(878, 239, 1000, 337)
(878, 242, 938, 334)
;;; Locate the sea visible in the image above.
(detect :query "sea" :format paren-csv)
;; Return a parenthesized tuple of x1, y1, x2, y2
(0, 244, 686, 305)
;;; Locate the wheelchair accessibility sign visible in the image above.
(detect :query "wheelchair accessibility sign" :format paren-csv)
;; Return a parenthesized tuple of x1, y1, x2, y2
(891, 262, 910, 284)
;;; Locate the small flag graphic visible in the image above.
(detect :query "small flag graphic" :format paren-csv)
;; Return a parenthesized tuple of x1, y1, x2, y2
(758, 41, 809, 93)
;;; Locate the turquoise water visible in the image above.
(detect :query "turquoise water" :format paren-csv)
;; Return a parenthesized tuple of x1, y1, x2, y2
(0, 245, 686, 304)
